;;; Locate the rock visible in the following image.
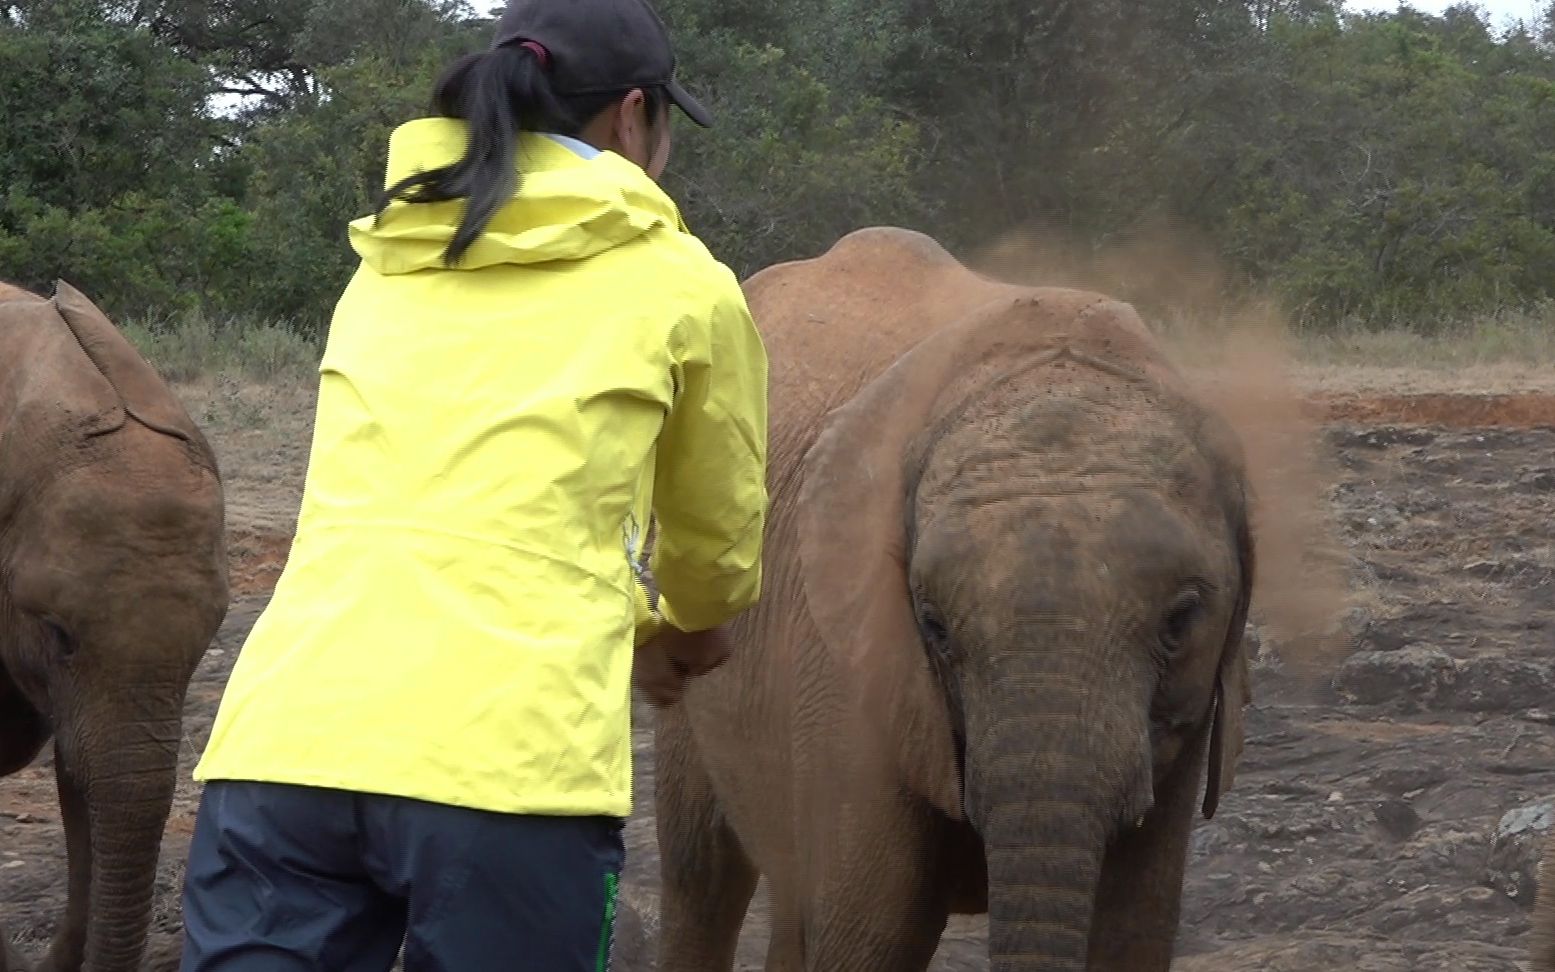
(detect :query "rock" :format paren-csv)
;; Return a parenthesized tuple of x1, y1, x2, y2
(1486, 798, 1555, 905)
(1372, 766, 1446, 795)
(1, 935, 26, 972)
(1340, 605, 1374, 634)
(1290, 868, 1346, 897)
(610, 895, 654, 972)
(1333, 647, 1458, 711)
(1172, 933, 1524, 971)
(1461, 560, 1503, 578)
(1327, 427, 1438, 450)
(1337, 605, 1393, 652)
(1461, 555, 1543, 585)
(1353, 619, 1410, 653)
(1244, 624, 1275, 671)
(1448, 657, 1555, 713)
(1373, 799, 1422, 842)
(1517, 468, 1555, 493)
(1190, 824, 1231, 859)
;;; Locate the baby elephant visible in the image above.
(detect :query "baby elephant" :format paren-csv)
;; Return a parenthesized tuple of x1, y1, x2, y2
(653, 228, 1255, 972)
(0, 282, 229, 972)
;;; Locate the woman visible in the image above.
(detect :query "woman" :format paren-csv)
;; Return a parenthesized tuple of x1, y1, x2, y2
(179, 0, 767, 969)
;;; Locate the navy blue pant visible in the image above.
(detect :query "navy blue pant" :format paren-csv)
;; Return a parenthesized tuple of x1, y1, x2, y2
(180, 780, 625, 972)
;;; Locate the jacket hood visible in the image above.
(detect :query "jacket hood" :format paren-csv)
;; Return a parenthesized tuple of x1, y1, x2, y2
(348, 117, 688, 274)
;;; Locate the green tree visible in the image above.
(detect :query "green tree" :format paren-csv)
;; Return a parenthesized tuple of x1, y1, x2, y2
(0, 9, 242, 314)
(233, 52, 453, 325)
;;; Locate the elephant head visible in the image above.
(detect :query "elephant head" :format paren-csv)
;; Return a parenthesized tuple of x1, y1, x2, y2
(0, 282, 228, 971)
(795, 290, 1253, 971)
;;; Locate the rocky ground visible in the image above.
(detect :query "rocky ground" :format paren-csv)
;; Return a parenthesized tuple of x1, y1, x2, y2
(3, 374, 1555, 970)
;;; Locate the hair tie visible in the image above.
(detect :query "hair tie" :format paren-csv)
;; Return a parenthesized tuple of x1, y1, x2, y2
(519, 40, 551, 71)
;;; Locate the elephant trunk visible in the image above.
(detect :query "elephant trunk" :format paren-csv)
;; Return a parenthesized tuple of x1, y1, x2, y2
(64, 687, 187, 972)
(965, 662, 1154, 972)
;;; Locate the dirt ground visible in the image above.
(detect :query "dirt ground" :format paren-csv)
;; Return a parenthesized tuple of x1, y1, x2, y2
(4, 367, 1555, 970)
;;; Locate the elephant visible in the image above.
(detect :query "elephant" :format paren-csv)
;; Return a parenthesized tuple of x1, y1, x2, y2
(651, 227, 1255, 971)
(0, 282, 229, 971)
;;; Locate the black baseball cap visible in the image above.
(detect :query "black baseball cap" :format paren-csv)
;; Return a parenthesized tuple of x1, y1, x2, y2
(491, 0, 713, 128)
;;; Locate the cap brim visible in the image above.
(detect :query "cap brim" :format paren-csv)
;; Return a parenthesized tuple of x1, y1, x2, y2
(666, 79, 713, 128)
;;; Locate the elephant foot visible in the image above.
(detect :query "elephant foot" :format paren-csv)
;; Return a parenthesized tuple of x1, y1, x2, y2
(1, 933, 32, 972)
(32, 934, 84, 972)
(136, 931, 185, 972)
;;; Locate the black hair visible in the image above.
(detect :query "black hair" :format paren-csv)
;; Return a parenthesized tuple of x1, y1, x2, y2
(376, 43, 669, 267)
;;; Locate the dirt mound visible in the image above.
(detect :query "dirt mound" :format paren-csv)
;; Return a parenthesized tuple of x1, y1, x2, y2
(1312, 391, 1555, 429)
(225, 529, 291, 599)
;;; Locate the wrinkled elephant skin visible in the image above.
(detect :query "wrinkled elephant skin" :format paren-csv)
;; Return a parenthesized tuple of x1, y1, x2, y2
(0, 282, 229, 972)
(653, 228, 1255, 972)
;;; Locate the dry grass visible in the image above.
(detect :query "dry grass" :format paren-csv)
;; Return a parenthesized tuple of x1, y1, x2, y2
(1296, 304, 1555, 370)
(1287, 306, 1555, 395)
(964, 221, 1555, 393)
(121, 304, 1555, 399)
(1150, 304, 1555, 397)
(122, 312, 319, 385)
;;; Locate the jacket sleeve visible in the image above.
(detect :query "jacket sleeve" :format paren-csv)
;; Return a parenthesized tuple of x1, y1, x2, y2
(649, 275, 769, 634)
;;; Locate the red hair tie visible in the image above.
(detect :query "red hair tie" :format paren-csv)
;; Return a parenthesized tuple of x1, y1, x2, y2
(519, 40, 551, 71)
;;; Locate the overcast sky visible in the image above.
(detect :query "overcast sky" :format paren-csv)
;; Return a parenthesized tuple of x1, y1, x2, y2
(1346, 0, 1548, 27)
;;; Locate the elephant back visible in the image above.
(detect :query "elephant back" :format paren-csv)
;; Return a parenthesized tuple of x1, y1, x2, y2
(743, 226, 1183, 468)
(0, 281, 218, 478)
(0, 281, 37, 303)
(744, 227, 1027, 466)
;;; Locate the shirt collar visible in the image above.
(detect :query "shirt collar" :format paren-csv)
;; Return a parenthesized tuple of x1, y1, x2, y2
(541, 132, 603, 160)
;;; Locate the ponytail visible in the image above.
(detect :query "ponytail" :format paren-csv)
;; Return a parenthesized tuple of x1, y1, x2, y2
(377, 43, 670, 268)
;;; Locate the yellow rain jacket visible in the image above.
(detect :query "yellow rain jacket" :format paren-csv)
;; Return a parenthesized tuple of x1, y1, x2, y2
(194, 119, 768, 818)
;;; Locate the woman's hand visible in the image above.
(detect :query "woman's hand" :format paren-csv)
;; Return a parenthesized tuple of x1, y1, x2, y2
(633, 625, 732, 707)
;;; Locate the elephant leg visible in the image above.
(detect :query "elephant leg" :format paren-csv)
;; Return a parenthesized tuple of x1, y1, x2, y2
(801, 805, 949, 972)
(0, 662, 53, 971)
(655, 705, 758, 972)
(803, 889, 945, 972)
(37, 740, 90, 972)
(1086, 719, 1214, 972)
(0, 664, 49, 776)
(762, 894, 804, 972)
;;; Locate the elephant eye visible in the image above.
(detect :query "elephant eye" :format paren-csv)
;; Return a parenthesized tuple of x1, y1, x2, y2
(1160, 590, 1205, 652)
(38, 615, 75, 655)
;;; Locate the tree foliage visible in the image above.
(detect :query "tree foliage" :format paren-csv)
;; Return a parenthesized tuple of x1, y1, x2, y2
(2, 0, 1555, 332)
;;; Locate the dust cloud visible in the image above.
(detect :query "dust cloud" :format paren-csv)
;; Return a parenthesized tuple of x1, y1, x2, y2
(967, 219, 1354, 683)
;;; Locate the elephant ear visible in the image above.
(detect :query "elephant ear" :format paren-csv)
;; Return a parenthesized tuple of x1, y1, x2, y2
(798, 359, 966, 818)
(51, 280, 215, 463)
(1203, 486, 1255, 819)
